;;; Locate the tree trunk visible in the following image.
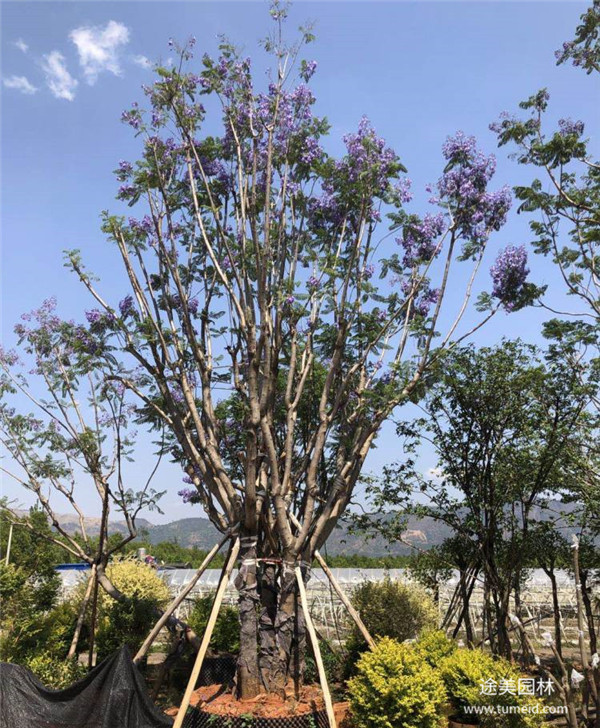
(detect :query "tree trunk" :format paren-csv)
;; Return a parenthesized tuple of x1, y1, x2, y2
(581, 571, 598, 656)
(234, 538, 261, 699)
(258, 562, 278, 690)
(271, 561, 298, 695)
(546, 569, 563, 657)
(292, 562, 309, 695)
(457, 567, 474, 645)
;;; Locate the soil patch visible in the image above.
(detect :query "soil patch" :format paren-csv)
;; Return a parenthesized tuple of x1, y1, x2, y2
(165, 684, 351, 724)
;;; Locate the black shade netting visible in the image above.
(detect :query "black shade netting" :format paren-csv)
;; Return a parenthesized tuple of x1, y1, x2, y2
(0, 645, 173, 728)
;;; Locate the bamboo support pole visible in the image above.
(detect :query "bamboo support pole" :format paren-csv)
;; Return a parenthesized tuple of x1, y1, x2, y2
(314, 550, 375, 649)
(67, 564, 96, 660)
(5, 523, 14, 565)
(295, 566, 337, 728)
(173, 537, 240, 728)
(134, 532, 231, 664)
(287, 512, 375, 649)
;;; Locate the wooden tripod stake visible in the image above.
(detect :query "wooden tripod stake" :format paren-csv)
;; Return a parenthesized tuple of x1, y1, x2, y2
(134, 532, 231, 664)
(173, 537, 240, 728)
(296, 565, 337, 728)
(287, 511, 375, 649)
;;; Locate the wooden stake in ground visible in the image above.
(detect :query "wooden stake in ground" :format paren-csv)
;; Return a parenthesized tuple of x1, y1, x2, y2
(134, 533, 231, 664)
(287, 511, 375, 650)
(4, 523, 13, 565)
(313, 551, 374, 649)
(295, 565, 337, 728)
(173, 537, 240, 728)
(67, 564, 96, 660)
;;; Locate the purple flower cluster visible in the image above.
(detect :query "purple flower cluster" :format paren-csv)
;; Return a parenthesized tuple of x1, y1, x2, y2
(119, 295, 135, 318)
(116, 160, 133, 181)
(300, 60, 317, 82)
(178, 487, 199, 504)
(558, 118, 585, 138)
(339, 116, 399, 196)
(364, 263, 375, 279)
(129, 215, 154, 237)
(438, 132, 512, 247)
(121, 103, 141, 130)
(413, 287, 440, 317)
(172, 294, 199, 316)
(398, 213, 446, 267)
(117, 184, 136, 201)
(0, 346, 20, 367)
(490, 245, 529, 311)
(85, 309, 104, 324)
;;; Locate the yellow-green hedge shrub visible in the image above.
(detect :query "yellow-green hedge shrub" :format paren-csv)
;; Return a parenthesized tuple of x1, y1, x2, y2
(440, 647, 544, 728)
(414, 629, 457, 667)
(348, 637, 446, 728)
(101, 558, 171, 607)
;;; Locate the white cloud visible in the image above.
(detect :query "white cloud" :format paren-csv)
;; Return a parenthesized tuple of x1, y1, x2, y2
(70, 20, 130, 84)
(132, 54, 151, 70)
(3, 75, 37, 95)
(14, 38, 28, 53)
(41, 51, 78, 101)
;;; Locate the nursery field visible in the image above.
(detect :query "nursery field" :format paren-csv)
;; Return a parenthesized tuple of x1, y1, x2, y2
(2, 0, 600, 726)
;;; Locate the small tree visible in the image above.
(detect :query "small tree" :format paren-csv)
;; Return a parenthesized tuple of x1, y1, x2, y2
(0, 299, 165, 661)
(63, 5, 533, 697)
(367, 340, 598, 658)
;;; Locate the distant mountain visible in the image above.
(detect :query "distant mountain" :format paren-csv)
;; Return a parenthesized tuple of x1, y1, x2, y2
(26, 510, 452, 556)
(24, 500, 584, 557)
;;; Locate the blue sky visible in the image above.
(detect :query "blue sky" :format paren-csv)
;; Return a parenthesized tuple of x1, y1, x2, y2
(1, 1, 598, 523)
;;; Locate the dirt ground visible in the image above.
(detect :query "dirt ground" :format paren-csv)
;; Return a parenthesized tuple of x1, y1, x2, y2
(164, 683, 351, 724)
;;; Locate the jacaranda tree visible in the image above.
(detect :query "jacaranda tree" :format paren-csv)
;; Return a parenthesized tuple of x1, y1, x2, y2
(64, 4, 535, 697)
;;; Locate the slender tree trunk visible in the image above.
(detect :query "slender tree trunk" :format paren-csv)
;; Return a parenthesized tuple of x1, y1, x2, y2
(483, 578, 495, 652)
(546, 568, 563, 658)
(581, 571, 598, 656)
(235, 537, 261, 699)
(458, 567, 475, 646)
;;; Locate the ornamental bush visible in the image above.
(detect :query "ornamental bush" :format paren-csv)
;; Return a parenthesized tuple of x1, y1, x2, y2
(101, 558, 171, 607)
(439, 647, 544, 728)
(96, 595, 158, 662)
(345, 577, 438, 674)
(24, 652, 86, 689)
(347, 637, 446, 728)
(188, 594, 240, 654)
(414, 629, 457, 668)
(92, 558, 171, 661)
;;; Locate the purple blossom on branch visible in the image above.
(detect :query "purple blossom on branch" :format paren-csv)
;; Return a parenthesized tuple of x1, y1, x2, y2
(178, 487, 199, 504)
(119, 295, 135, 318)
(558, 118, 585, 138)
(300, 60, 317, 82)
(490, 245, 529, 311)
(437, 131, 512, 248)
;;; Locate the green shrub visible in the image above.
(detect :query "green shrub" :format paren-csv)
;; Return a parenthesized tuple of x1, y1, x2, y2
(188, 595, 240, 653)
(345, 577, 437, 675)
(440, 647, 544, 728)
(304, 638, 345, 692)
(348, 637, 446, 728)
(414, 629, 457, 667)
(0, 564, 77, 666)
(77, 558, 172, 662)
(96, 596, 158, 662)
(351, 578, 437, 643)
(99, 558, 171, 607)
(24, 653, 87, 688)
